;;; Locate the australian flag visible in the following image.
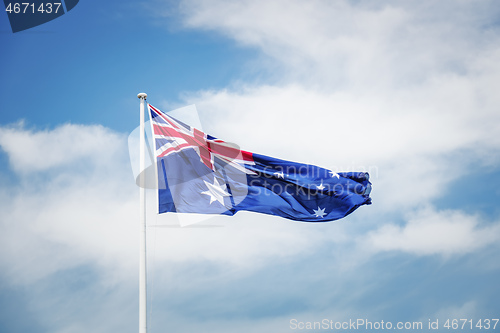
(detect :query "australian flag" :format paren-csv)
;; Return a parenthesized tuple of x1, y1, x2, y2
(148, 104, 371, 222)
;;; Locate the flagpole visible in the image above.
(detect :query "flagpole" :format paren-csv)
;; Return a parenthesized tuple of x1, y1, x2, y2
(137, 92, 148, 333)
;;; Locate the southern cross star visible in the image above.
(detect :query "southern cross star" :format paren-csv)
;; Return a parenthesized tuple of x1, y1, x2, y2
(202, 176, 230, 205)
(316, 181, 325, 190)
(313, 206, 327, 218)
(329, 170, 340, 179)
(274, 171, 285, 179)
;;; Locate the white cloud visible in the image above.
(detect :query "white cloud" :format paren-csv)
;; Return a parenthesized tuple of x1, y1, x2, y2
(0, 122, 124, 174)
(365, 207, 500, 256)
(180, 0, 500, 88)
(0, 123, 138, 285)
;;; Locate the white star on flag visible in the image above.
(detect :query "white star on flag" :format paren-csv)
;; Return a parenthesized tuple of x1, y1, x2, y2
(202, 176, 231, 206)
(274, 171, 285, 179)
(316, 182, 325, 190)
(329, 170, 340, 179)
(313, 206, 327, 218)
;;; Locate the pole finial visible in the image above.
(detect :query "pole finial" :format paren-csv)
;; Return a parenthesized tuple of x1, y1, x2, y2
(137, 93, 147, 99)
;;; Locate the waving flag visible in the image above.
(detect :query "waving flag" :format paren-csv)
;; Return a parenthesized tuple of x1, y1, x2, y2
(148, 104, 371, 222)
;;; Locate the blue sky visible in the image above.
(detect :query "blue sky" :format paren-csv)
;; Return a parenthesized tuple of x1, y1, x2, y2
(1, 1, 500, 332)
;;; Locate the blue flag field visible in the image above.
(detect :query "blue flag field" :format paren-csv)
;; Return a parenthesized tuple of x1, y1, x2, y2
(149, 104, 371, 222)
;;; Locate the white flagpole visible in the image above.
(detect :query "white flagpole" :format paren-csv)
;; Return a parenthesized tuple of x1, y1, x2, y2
(137, 92, 148, 333)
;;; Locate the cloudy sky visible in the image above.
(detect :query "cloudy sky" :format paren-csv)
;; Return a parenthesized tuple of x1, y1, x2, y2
(1, 0, 500, 332)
